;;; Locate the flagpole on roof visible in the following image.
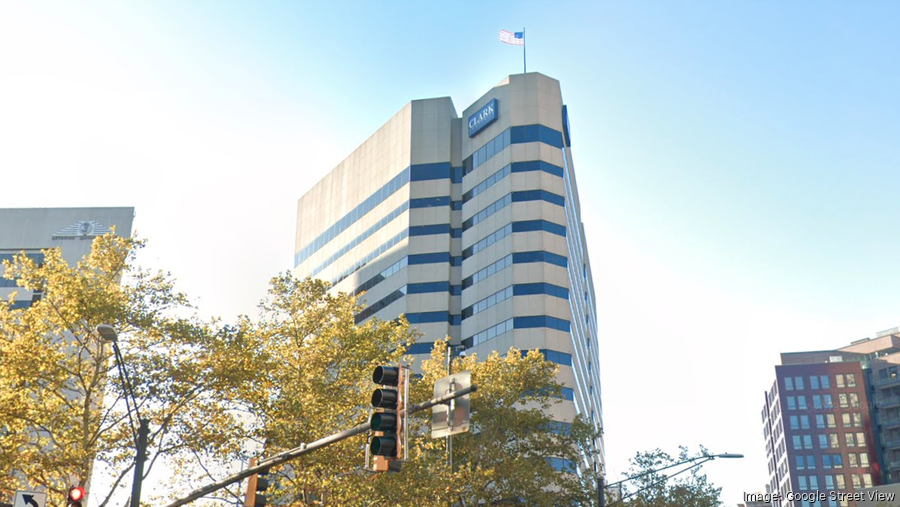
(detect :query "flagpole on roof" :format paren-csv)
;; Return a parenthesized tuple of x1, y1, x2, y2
(523, 27, 526, 73)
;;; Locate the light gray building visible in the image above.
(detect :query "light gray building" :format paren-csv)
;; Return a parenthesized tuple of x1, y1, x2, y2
(292, 73, 603, 475)
(0, 206, 134, 495)
(1, 207, 135, 307)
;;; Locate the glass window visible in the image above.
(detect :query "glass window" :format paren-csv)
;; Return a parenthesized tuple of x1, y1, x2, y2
(830, 434, 840, 448)
(805, 435, 813, 449)
(821, 375, 830, 389)
(790, 416, 799, 429)
(846, 433, 856, 447)
(836, 474, 845, 488)
(814, 395, 823, 409)
(796, 376, 805, 390)
(839, 393, 848, 408)
(823, 455, 832, 469)
(860, 453, 869, 467)
(842, 413, 851, 427)
(851, 474, 861, 489)
(811, 376, 820, 389)
(807, 455, 816, 469)
(849, 393, 859, 408)
(786, 377, 795, 390)
(801, 415, 810, 429)
(857, 432, 866, 447)
(825, 474, 834, 489)
(825, 394, 834, 408)
(799, 476, 808, 491)
(836, 374, 845, 388)
(834, 454, 843, 468)
(853, 413, 862, 427)
(819, 434, 828, 449)
(847, 374, 857, 387)
(797, 455, 805, 470)
(863, 474, 872, 488)
(788, 396, 797, 410)
(848, 454, 858, 467)
(827, 414, 836, 428)
(810, 476, 819, 489)
(816, 414, 825, 428)
(799, 396, 808, 410)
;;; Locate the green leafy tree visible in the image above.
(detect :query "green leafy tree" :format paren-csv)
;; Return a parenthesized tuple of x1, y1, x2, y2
(233, 274, 417, 506)
(365, 342, 601, 506)
(610, 446, 722, 507)
(0, 235, 254, 507)
(1, 236, 600, 506)
(240, 281, 600, 507)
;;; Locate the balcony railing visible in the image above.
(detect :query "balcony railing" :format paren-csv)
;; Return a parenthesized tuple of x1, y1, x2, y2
(875, 375, 900, 388)
(877, 396, 900, 409)
(881, 418, 900, 429)
(883, 438, 900, 449)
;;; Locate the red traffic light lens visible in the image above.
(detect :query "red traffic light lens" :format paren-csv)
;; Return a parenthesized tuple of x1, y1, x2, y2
(69, 487, 85, 502)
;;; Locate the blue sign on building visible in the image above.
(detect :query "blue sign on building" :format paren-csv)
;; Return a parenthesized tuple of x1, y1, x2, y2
(468, 99, 498, 138)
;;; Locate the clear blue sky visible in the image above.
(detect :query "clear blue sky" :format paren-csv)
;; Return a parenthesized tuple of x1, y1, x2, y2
(2, 1, 899, 505)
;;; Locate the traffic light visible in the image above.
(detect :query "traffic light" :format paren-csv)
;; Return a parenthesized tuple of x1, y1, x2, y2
(244, 458, 269, 507)
(67, 487, 85, 507)
(368, 365, 407, 472)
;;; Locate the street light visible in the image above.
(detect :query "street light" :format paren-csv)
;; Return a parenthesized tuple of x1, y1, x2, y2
(600, 452, 743, 507)
(97, 324, 150, 507)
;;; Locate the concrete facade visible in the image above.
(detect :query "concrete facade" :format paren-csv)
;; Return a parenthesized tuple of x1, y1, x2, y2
(293, 73, 603, 476)
(0, 207, 134, 494)
(1, 207, 135, 307)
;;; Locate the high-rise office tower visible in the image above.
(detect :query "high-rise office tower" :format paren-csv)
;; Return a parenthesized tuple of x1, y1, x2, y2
(761, 330, 900, 507)
(293, 73, 603, 474)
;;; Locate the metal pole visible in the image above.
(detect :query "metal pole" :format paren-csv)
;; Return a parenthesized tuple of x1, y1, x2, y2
(130, 418, 150, 507)
(522, 27, 526, 73)
(447, 345, 452, 470)
(164, 385, 478, 507)
(597, 475, 604, 507)
(111, 341, 137, 444)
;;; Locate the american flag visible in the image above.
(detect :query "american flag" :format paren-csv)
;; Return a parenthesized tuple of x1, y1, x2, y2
(499, 30, 524, 46)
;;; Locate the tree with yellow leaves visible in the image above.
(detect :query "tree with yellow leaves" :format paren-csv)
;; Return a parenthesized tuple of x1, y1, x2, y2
(244, 319, 599, 506)
(0, 235, 256, 507)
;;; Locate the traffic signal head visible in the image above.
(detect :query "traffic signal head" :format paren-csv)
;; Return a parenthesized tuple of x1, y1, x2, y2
(372, 365, 399, 386)
(370, 411, 397, 432)
(371, 388, 398, 409)
(244, 460, 270, 507)
(369, 364, 407, 472)
(370, 434, 398, 456)
(254, 472, 269, 507)
(67, 487, 86, 507)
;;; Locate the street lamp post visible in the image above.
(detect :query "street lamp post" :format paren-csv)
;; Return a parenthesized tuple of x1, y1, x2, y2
(599, 452, 743, 507)
(97, 324, 150, 507)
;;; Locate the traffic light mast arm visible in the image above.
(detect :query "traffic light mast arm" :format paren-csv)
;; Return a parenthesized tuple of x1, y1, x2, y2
(164, 384, 478, 507)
